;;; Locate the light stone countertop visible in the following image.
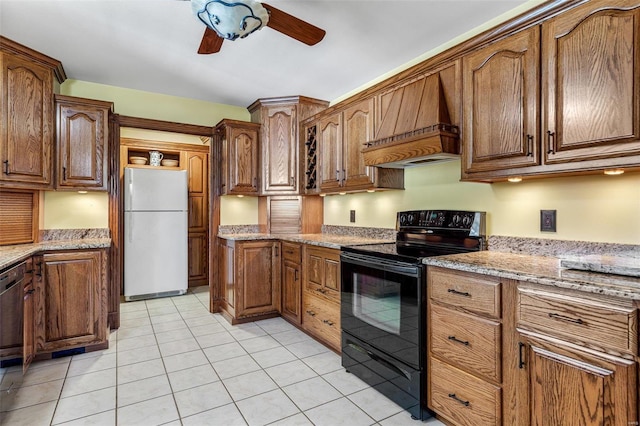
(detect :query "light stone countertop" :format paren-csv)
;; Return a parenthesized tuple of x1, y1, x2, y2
(0, 238, 112, 271)
(217, 233, 394, 250)
(423, 251, 640, 300)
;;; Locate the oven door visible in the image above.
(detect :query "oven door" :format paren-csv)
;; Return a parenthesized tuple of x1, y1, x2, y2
(340, 252, 424, 369)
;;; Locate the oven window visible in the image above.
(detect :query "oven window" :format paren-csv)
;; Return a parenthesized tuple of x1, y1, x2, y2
(353, 274, 401, 334)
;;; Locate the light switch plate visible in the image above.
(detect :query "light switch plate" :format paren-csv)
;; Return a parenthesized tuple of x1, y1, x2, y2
(540, 210, 557, 232)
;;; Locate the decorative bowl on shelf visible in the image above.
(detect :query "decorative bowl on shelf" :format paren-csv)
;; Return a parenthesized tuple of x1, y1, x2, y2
(161, 159, 179, 167)
(129, 156, 147, 165)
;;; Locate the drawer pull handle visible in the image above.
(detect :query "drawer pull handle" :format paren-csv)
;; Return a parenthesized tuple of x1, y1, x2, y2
(548, 313, 584, 325)
(448, 393, 470, 407)
(322, 319, 335, 326)
(316, 288, 327, 294)
(448, 336, 469, 346)
(306, 310, 316, 317)
(447, 288, 471, 297)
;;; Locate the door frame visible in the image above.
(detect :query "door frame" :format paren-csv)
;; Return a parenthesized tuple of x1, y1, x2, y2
(108, 115, 216, 328)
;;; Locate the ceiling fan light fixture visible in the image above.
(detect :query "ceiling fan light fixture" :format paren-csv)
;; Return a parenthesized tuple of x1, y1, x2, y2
(192, 0, 269, 41)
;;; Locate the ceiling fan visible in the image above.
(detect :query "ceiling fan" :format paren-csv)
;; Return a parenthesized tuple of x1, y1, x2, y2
(190, 0, 326, 54)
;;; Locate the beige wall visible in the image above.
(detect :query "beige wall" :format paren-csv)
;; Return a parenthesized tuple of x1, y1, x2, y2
(42, 80, 248, 229)
(323, 160, 640, 244)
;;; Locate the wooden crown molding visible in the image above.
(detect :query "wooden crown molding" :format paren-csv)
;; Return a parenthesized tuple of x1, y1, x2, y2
(0, 36, 67, 83)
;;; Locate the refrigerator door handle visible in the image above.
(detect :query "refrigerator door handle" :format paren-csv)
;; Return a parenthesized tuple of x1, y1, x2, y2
(128, 173, 133, 211)
(127, 211, 133, 243)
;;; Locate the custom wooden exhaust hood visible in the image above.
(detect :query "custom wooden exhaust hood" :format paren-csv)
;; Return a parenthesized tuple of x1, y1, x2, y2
(363, 73, 460, 168)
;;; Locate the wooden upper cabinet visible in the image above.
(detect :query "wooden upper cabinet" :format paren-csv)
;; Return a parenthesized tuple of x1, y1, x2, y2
(319, 112, 342, 192)
(542, 0, 640, 163)
(55, 95, 112, 190)
(0, 52, 55, 189)
(318, 98, 376, 192)
(216, 119, 260, 195)
(187, 151, 208, 232)
(261, 104, 297, 194)
(462, 27, 540, 174)
(249, 97, 328, 196)
(342, 98, 375, 189)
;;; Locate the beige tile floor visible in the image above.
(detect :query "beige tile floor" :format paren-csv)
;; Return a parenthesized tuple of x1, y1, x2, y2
(0, 287, 445, 426)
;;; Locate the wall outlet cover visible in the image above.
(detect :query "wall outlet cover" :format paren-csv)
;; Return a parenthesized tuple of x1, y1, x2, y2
(540, 210, 557, 232)
(350, 210, 356, 223)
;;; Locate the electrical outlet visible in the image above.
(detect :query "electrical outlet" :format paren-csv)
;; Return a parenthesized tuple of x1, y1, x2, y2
(350, 210, 356, 223)
(540, 210, 557, 232)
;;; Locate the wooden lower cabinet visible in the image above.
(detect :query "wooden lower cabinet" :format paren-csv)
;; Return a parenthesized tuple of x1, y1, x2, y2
(428, 267, 640, 426)
(429, 357, 501, 426)
(35, 249, 108, 353)
(188, 232, 208, 287)
(301, 245, 340, 351)
(516, 334, 637, 426)
(427, 267, 503, 426)
(218, 239, 281, 322)
(281, 242, 302, 325)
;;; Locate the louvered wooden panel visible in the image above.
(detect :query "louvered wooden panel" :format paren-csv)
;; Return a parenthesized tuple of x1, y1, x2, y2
(0, 190, 37, 245)
(269, 197, 301, 234)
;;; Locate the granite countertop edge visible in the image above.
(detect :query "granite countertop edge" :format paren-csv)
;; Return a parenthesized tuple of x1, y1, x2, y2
(217, 233, 394, 249)
(424, 252, 640, 301)
(0, 238, 112, 270)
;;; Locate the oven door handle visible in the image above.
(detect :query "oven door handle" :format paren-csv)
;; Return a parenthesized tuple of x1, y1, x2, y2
(340, 253, 421, 278)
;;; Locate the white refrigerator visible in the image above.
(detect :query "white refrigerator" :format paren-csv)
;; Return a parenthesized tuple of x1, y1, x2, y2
(124, 167, 188, 301)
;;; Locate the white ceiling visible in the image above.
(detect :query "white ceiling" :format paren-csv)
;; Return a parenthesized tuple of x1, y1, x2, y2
(1, 0, 533, 108)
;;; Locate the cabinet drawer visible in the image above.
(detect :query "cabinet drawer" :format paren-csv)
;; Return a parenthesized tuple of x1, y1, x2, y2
(518, 287, 637, 354)
(429, 357, 501, 426)
(429, 268, 501, 319)
(430, 302, 501, 383)
(282, 242, 301, 263)
(303, 293, 340, 350)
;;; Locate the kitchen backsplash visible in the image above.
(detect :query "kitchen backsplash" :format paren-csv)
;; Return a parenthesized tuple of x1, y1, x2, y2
(488, 235, 640, 258)
(218, 225, 261, 234)
(40, 228, 111, 241)
(321, 225, 396, 240)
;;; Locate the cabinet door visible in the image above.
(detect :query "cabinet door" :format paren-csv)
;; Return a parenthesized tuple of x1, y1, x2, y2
(56, 98, 109, 189)
(187, 151, 208, 232)
(462, 27, 540, 174)
(517, 334, 637, 426)
(543, 0, 640, 164)
(228, 126, 259, 194)
(282, 259, 301, 324)
(0, 53, 53, 188)
(188, 232, 208, 286)
(342, 98, 375, 189)
(236, 241, 280, 317)
(36, 250, 106, 352)
(262, 105, 298, 194)
(304, 246, 340, 300)
(319, 113, 342, 192)
(218, 239, 236, 317)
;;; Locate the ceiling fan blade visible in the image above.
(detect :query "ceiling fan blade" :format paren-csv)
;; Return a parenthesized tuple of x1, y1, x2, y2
(263, 3, 325, 46)
(198, 27, 224, 54)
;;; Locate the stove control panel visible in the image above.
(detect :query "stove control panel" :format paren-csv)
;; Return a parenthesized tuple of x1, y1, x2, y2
(397, 210, 486, 236)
